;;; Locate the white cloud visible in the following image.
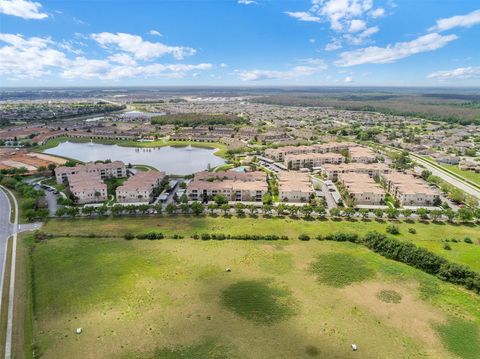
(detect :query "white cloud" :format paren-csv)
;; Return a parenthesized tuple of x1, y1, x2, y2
(429, 9, 480, 32)
(309, 38, 316, 43)
(348, 19, 366, 32)
(344, 25, 379, 44)
(370, 7, 384, 18)
(285, 11, 321, 23)
(336, 32, 458, 66)
(0, 0, 47, 19)
(0, 33, 67, 78)
(0, 33, 211, 81)
(220, 63, 228, 68)
(237, 60, 327, 81)
(310, 0, 375, 31)
(428, 66, 480, 80)
(238, 0, 256, 4)
(344, 76, 353, 82)
(90, 32, 196, 60)
(325, 39, 342, 51)
(148, 30, 162, 37)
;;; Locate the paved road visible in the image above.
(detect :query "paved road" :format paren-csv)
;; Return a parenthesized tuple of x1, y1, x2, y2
(0, 188, 13, 317)
(412, 156, 480, 201)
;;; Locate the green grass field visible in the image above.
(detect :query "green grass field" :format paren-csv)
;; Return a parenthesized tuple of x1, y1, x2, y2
(22, 230, 480, 359)
(41, 216, 480, 272)
(441, 164, 480, 187)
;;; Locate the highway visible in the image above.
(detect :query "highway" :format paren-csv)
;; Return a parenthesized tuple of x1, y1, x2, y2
(411, 155, 480, 201)
(0, 188, 13, 316)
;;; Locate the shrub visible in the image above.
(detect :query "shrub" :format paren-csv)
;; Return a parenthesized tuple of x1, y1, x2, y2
(324, 232, 359, 243)
(443, 244, 452, 250)
(124, 232, 134, 240)
(386, 224, 400, 235)
(298, 234, 310, 241)
(463, 237, 473, 244)
(136, 232, 164, 240)
(408, 228, 416, 234)
(201, 233, 211, 240)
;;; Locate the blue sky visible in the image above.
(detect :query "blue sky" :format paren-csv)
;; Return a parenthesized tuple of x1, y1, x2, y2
(0, 0, 479, 86)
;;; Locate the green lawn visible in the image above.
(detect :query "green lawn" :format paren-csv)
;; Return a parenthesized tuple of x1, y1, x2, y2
(34, 137, 228, 158)
(41, 216, 480, 272)
(441, 163, 480, 187)
(22, 234, 480, 358)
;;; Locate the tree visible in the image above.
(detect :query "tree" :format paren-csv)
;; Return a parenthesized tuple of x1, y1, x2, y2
(207, 202, 218, 215)
(180, 203, 190, 214)
(416, 208, 429, 220)
(344, 207, 356, 218)
(444, 208, 455, 222)
(220, 203, 230, 216)
(81, 206, 94, 216)
(154, 204, 163, 214)
(235, 202, 245, 216)
(315, 205, 326, 218)
(300, 204, 314, 218)
(262, 204, 272, 216)
(288, 205, 298, 217)
(190, 201, 204, 216)
(329, 207, 341, 218)
(166, 203, 177, 215)
(373, 208, 384, 219)
(402, 209, 413, 219)
(262, 193, 273, 205)
(457, 208, 473, 222)
(97, 205, 108, 216)
(359, 208, 369, 219)
(386, 208, 399, 219)
(213, 194, 228, 206)
(430, 209, 443, 221)
(276, 203, 287, 216)
(138, 204, 150, 214)
(111, 204, 124, 216)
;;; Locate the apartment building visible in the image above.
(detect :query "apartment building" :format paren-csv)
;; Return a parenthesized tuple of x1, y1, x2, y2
(349, 146, 377, 163)
(55, 161, 127, 184)
(321, 163, 392, 180)
(187, 170, 268, 202)
(381, 172, 439, 206)
(278, 171, 315, 203)
(68, 172, 107, 204)
(338, 173, 385, 206)
(264, 142, 356, 162)
(285, 153, 344, 170)
(116, 171, 166, 204)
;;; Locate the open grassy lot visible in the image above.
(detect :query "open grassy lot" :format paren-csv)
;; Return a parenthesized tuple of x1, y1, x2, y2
(440, 164, 480, 187)
(41, 216, 480, 272)
(22, 232, 480, 359)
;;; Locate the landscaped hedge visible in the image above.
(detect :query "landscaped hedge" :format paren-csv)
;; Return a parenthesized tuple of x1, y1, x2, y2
(193, 233, 289, 241)
(361, 231, 480, 294)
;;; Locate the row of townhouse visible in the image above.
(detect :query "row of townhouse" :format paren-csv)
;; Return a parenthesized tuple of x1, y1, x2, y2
(264, 142, 356, 162)
(321, 163, 392, 180)
(68, 172, 108, 204)
(187, 170, 268, 202)
(381, 172, 439, 206)
(55, 161, 127, 184)
(116, 171, 166, 204)
(277, 171, 315, 203)
(348, 146, 377, 163)
(285, 152, 345, 170)
(338, 173, 385, 206)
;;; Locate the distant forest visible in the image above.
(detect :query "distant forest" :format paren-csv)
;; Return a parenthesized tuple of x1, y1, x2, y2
(151, 113, 247, 127)
(254, 93, 480, 125)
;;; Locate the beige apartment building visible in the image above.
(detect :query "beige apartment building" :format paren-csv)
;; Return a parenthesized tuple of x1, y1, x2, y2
(68, 172, 107, 204)
(265, 142, 356, 162)
(321, 163, 392, 180)
(278, 171, 315, 202)
(55, 161, 127, 184)
(349, 146, 377, 163)
(381, 172, 439, 206)
(187, 170, 268, 202)
(116, 171, 166, 204)
(285, 153, 344, 170)
(338, 173, 385, 206)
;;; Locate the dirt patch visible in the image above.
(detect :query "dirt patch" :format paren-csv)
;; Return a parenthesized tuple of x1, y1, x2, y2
(342, 282, 446, 350)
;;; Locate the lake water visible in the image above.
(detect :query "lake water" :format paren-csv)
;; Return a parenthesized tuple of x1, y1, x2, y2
(44, 141, 225, 175)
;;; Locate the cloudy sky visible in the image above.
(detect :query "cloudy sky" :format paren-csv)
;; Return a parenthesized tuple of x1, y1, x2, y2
(0, 0, 479, 86)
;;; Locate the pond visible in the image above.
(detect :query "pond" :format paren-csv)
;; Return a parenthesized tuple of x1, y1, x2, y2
(44, 141, 226, 175)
